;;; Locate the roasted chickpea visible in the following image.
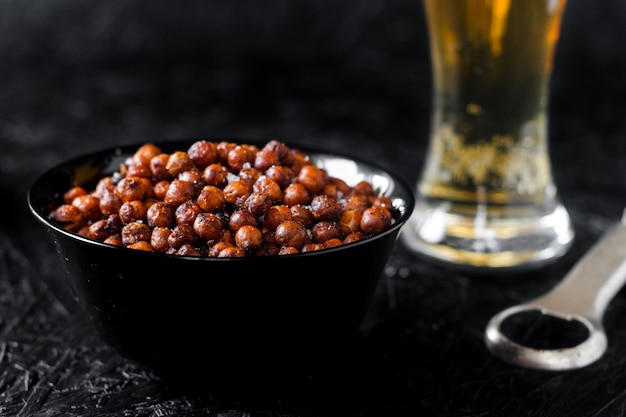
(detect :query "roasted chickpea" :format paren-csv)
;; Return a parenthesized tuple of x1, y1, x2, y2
(239, 167, 262, 184)
(126, 163, 152, 179)
(371, 195, 394, 210)
(178, 170, 204, 195)
(146, 201, 175, 228)
(175, 244, 203, 257)
(119, 200, 147, 224)
(168, 223, 197, 249)
(150, 153, 173, 181)
(116, 176, 148, 202)
(321, 183, 338, 200)
(89, 214, 122, 241)
(208, 241, 236, 257)
(235, 225, 263, 251)
(141, 177, 155, 197)
(282, 183, 310, 206)
(99, 187, 123, 216)
(175, 200, 202, 225)
(133, 143, 162, 166)
(244, 191, 273, 217)
(94, 177, 115, 199)
(329, 177, 351, 197)
(63, 186, 87, 204)
(223, 180, 251, 208)
(264, 205, 292, 230)
(197, 185, 226, 213)
(290, 204, 313, 228)
(264, 165, 294, 189)
(104, 234, 123, 247)
(202, 163, 229, 188)
(291, 149, 312, 174)
(262, 229, 277, 245)
(297, 165, 327, 194)
(77, 225, 92, 239)
(72, 194, 102, 222)
(216, 141, 237, 164)
(311, 221, 342, 243)
(323, 238, 343, 249)
(218, 229, 234, 245)
(86, 219, 114, 241)
(227, 145, 255, 172)
(164, 179, 197, 207)
(341, 195, 369, 212)
(256, 242, 280, 256)
(301, 243, 324, 252)
(263, 139, 294, 166)
(278, 246, 300, 255)
(343, 232, 367, 245)
(166, 151, 195, 177)
(153, 180, 170, 200)
(121, 222, 152, 246)
(360, 206, 392, 235)
(143, 197, 159, 211)
(151, 226, 172, 253)
(188, 140, 218, 168)
(351, 180, 376, 198)
(193, 212, 224, 241)
(229, 209, 258, 232)
(254, 149, 280, 171)
(217, 246, 246, 258)
(339, 209, 363, 235)
(127, 241, 154, 252)
(50, 204, 85, 232)
(310, 194, 341, 221)
(253, 177, 282, 202)
(274, 220, 307, 249)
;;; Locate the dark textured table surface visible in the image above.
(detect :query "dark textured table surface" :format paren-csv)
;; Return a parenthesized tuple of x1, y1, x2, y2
(3, 0, 626, 415)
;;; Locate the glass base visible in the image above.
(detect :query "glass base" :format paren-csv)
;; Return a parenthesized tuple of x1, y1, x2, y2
(400, 198, 575, 271)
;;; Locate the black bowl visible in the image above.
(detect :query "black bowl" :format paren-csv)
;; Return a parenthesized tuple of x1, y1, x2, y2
(27, 139, 415, 388)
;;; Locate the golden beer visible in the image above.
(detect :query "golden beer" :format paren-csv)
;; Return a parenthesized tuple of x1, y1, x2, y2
(402, 0, 574, 269)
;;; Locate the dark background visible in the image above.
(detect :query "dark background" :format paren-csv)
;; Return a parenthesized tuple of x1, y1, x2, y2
(2, 0, 626, 192)
(2, 0, 626, 415)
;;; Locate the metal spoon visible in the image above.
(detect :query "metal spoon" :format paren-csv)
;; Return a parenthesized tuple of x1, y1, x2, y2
(485, 209, 626, 371)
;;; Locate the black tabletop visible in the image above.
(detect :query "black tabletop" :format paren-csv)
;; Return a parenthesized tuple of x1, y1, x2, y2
(3, 0, 626, 415)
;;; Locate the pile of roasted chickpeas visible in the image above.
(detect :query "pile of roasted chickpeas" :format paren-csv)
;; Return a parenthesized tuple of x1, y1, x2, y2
(49, 140, 398, 257)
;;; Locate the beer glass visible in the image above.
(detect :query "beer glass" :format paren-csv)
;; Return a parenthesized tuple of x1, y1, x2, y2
(401, 0, 574, 269)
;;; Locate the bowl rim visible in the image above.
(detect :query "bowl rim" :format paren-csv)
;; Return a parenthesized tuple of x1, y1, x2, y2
(27, 138, 416, 261)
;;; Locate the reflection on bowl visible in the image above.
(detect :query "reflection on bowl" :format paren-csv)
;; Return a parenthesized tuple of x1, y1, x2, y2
(27, 139, 415, 388)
